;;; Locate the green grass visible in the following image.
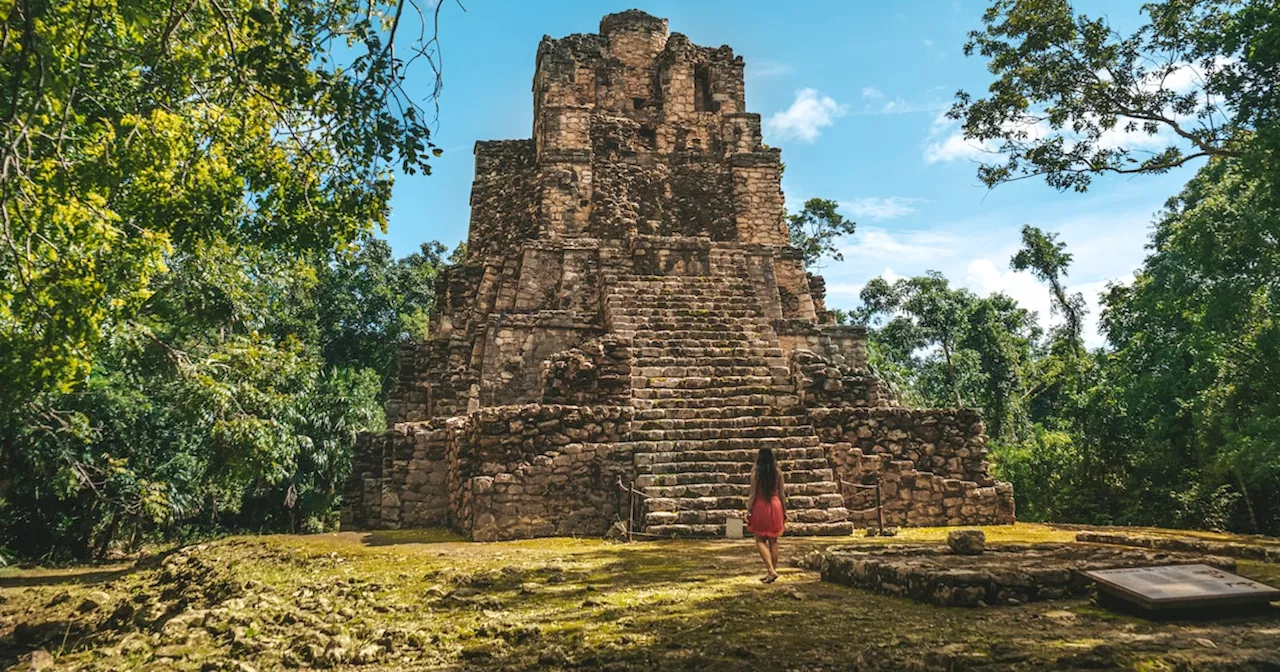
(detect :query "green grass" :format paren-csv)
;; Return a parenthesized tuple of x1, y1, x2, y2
(2, 524, 1279, 670)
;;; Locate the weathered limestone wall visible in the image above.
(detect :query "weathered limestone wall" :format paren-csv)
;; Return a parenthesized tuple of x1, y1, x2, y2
(344, 420, 454, 530)
(790, 349, 893, 408)
(807, 407, 1014, 527)
(469, 141, 538, 261)
(343, 405, 633, 540)
(811, 407, 994, 484)
(541, 336, 633, 406)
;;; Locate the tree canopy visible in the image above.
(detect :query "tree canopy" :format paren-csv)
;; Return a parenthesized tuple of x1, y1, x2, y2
(950, 0, 1280, 191)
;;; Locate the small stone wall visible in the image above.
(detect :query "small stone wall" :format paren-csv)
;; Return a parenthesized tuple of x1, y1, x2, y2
(796, 543, 1236, 607)
(791, 349, 892, 408)
(811, 407, 992, 483)
(344, 404, 633, 541)
(541, 336, 632, 405)
(344, 420, 454, 530)
(809, 407, 1013, 527)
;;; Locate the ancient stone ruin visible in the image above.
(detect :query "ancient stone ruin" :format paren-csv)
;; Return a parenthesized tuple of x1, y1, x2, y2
(343, 10, 1015, 541)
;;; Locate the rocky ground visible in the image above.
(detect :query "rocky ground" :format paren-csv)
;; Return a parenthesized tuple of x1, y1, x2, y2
(2, 524, 1279, 671)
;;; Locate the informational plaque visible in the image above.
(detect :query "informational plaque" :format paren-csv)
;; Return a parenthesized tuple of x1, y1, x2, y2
(1084, 564, 1280, 613)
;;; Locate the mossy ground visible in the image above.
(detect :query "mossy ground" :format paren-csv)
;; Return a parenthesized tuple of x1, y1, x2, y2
(2, 524, 1279, 670)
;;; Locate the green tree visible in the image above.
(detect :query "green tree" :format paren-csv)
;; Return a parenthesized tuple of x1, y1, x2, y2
(1101, 157, 1280, 532)
(950, 0, 1280, 191)
(0, 0, 448, 409)
(1011, 226, 1085, 351)
(860, 272, 975, 407)
(787, 198, 857, 268)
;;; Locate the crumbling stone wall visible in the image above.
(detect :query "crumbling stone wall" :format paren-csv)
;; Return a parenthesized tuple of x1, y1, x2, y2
(541, 336, 632, 405)
(791, 349, 893, 408)
(808, 407, 1014, 527)
(469, 141, 538, 261)
(810, 407, 994, 484)
(344, 405, 633, 539)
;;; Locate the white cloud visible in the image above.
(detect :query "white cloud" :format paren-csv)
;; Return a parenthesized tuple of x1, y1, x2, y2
(841, 197, 921, 221)
(818, 205, 1157, 348)
(924, 39, 934, 50)
(861, 86, 885, 100)
(924, 132, 993, 164)
(748, 59, 793, 80)
(765, 88, 847, 143)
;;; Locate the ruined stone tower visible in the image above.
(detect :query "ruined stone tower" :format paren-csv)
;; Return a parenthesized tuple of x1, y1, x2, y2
(344, 10, 1015, 540)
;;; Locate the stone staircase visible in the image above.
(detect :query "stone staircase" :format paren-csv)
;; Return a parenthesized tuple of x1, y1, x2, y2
(606, 274, 853, 537)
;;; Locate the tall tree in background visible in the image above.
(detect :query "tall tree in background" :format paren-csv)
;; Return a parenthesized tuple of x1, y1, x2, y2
(0, 0, 448, 408)
(950, 0, 1280, 191)
(1102, 158, 1280, 532)
(787, 198, 857, 268)
(1011, 226, 1085, 352)
(0, 0, 458, 559)
(951, 0, 1280, 532)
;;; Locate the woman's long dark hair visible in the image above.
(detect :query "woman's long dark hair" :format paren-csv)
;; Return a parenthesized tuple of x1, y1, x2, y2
(755, 447, 779, 498)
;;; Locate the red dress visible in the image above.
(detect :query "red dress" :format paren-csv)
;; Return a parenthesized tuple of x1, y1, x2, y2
(747, 489, 785, 538)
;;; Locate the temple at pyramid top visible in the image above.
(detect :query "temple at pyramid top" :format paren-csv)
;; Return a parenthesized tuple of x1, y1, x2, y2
(467, 9, 786, 261)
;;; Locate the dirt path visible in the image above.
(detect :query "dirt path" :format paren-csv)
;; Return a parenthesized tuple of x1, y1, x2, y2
(3, 525, 1279, 670)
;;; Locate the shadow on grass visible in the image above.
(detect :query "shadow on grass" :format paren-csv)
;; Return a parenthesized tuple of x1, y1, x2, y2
(0, 566, 133, 589)
(358, 528, 466, 546)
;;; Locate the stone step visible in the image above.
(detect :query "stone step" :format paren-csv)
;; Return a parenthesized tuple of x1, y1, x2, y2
(639, 457, 830, 475)
(627, 435, 821, 453)
(644, 493, 846, 513)
(634, 376, 790, 391)
(635, 445, 825, 465)
(635, 345, 784, 357)
(635, 468, 835, 488)
(643, 507, 851, 527)
(633, 394, 801, 409)
(608, 294, 762, 305)
(628, 425, 815, 441)
(612, 308, 765, 318)
(634, 414, 807, 430)
(641, 480, 840, 499)
(630, 355, 788, 368)
(633, 406, 795, 421)
(633, 338, 779, 349)
(633, 329, 776, 341)
(612, 317, 771, 329)
(633, 384, 795, 399)
(643, 521, 854, 538)
(633, 365, 787, 378)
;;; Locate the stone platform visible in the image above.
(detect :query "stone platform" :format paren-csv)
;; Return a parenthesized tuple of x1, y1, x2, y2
(796, 543, 1236, 607)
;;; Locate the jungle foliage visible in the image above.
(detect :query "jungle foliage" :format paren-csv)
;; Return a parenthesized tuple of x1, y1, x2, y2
(860, 0, 1280, 534)
(0, 0, 456, 560)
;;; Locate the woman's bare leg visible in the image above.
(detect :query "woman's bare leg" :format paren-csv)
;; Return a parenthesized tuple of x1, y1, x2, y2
(768, 537, 779, 574)
(754, 535, 775, 577)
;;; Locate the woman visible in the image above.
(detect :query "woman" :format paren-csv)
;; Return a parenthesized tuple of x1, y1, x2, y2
(746, 446, 786, 583)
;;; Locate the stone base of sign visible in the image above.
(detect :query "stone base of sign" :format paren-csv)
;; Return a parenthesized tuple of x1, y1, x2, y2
(796, 543, 1235, 607)
(1084, 564, 1280, 616)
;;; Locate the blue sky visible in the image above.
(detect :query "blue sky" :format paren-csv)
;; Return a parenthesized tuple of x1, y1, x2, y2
(380, 0, 1206, 347)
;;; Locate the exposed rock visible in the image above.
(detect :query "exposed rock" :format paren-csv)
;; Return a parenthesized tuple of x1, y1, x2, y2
(949, 529, 986, 555)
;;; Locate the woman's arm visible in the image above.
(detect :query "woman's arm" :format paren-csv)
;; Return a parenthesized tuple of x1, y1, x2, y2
(776, 467, 787, 516)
